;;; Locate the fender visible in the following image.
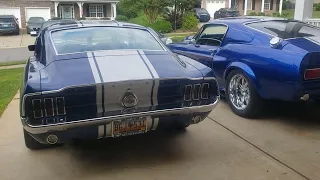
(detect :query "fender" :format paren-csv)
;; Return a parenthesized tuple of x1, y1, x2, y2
(224, 61, 262, 96)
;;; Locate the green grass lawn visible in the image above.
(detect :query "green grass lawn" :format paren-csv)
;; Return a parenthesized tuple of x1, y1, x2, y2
(0, 60, 26, 67)
(283, 9, 320, 19)
(0, 68, 24, 116)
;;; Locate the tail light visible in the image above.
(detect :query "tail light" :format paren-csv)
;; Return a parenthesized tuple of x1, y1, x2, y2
(29, 97, 66, 119)
(184, 82, 215, 102)
(201, 83, 210, 99)
(32, 99, 43, 118)
(184, 85, 192, 101)
(44, 98, 54, 117)
(56, 97, 66, 115)
(304, 68, 320, 80)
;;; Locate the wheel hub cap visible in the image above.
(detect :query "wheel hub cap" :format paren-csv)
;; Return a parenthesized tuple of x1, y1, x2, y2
(229, 74, 250, 110)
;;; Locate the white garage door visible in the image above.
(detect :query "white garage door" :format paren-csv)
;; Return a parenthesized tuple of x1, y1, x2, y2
(206, 0, 226, 18)
(0, 8, 21, 27)
(25, 7, 51, 22)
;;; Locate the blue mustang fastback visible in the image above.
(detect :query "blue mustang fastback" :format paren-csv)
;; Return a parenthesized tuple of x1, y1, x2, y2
(167, 17, 320, 118)
(20, 20, 219, 149)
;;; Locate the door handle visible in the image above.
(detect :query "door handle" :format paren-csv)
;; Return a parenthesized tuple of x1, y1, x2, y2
(194, 44, 200, 48)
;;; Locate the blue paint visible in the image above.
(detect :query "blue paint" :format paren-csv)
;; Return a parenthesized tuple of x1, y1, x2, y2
(167, 18, 320, 102)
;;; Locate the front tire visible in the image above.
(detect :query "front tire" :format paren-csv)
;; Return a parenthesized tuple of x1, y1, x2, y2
(226, 69, 264, 118)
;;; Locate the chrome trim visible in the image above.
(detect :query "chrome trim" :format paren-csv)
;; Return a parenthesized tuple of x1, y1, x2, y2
(152, 117, 159, 130)
(22, 93, 41, 117)
(22, 98, 219, 134)
(193, 84, 201, 100)
(32, 99, 43, 118)
(56, 97, 66, 115)
(184, 85, 192, 101)
(44, 98, 54, 117)
(106, 123, 113, 137)
(201, 83, 210, 100)
(49, 26, 167, 56)
(98, 125, 104, 139)
(21, 77, 218, 117)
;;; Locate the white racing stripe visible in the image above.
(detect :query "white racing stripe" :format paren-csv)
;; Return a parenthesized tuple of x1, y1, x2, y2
(138, 50, 160, 106)
(87, 52, 103, 114)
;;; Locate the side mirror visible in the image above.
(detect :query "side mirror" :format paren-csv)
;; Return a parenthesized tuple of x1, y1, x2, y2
(185, 35, 194, 40)
(28, 45, 35, 51)
(270, 37, 282, 48)
(30, 31, 38, 36)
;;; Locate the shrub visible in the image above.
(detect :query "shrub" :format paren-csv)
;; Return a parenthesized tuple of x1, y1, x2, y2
(272, 12, 281, 17)
(116, 15, 129, 21)
(128, 13, 149, 26)
(181, 12, 199, 31)
(257, 12, 265, 16)
(281, 12, 289, 18)
(149, 19, 173, 33)
(171, 36, 185, 42)
(315, 3, 320, 11)
(248, 12, 257, 16)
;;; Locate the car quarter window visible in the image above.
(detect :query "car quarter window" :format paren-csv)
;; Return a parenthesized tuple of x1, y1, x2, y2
(246, 20, 320, 39)
(51, 27, 164, 54)
(195, 24, 228, 46)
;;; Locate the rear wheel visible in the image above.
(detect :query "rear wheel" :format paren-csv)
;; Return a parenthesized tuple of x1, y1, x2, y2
(226, 69, 264, 118)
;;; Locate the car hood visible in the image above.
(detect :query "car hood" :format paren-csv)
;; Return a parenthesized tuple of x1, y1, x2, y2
(39, 50, 204, 91)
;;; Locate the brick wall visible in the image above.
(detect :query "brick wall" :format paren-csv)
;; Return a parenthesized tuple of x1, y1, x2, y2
(0, 0, 55, 28)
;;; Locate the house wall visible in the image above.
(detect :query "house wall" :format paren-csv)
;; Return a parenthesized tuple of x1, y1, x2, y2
(237, 0, 278, 15)
(0, 0, 55, 28)
(83, 3, 112, 18)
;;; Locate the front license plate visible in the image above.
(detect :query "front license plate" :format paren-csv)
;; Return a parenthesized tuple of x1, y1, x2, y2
(113, 117, 147, 137)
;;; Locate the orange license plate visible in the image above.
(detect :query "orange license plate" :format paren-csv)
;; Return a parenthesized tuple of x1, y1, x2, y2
(113, 117, 147, 137)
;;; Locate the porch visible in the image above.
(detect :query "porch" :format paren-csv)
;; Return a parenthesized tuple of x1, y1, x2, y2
(53, 0, 117, 20)
(228, 0, 284, 16)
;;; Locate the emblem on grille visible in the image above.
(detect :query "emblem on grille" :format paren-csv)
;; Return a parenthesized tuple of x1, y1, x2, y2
(122, 92, 138, 108)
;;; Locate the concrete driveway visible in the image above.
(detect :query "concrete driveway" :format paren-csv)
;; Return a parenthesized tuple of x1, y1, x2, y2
(0, 34, 35, 49)
(0, 96, 319, 180)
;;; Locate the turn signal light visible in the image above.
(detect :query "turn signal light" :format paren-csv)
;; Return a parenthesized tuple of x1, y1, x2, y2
(304, 68, 320, 80)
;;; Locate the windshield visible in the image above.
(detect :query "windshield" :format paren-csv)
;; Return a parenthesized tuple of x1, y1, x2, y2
(247, 20, 320, 39)
(28, 17, 45, 23)
(51, 27, 164, 54)
(0, 18, 13, 23)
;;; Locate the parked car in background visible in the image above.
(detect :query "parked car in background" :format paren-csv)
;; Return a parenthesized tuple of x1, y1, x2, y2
(167, 17, 320, 118)
(193, 8, 210, 22)
(0, 15, 19, 35)
(214, 8, 239, 19)
(147, 27, 172, 45)
(20, 20, 220, 149)
(26, 17, 45, 35)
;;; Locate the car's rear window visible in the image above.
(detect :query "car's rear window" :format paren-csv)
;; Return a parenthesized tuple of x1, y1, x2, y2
(0, 18, 13, 23)
(246, 20, 320, 39)
(51, 27, 164, 54)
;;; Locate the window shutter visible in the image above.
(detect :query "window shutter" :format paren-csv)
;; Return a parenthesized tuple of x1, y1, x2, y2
(270, 0, 273, 10)
(252, 0, 255, 10)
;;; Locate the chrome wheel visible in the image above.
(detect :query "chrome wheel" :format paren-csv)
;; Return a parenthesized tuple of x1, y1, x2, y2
(228, 74, 250, 110)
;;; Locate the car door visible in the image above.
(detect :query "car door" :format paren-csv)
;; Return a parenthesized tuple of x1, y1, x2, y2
(178, 24, 228, 68)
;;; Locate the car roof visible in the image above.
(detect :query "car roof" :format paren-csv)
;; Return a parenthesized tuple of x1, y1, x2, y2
(0, 15, 15, 18)
(44, 20, 145, 31)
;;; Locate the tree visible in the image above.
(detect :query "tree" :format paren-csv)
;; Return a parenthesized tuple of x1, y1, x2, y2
(120, 0, 171, 24)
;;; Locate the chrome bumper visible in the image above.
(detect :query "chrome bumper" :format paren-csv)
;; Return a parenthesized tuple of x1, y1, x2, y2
(22, 97, 219, 134)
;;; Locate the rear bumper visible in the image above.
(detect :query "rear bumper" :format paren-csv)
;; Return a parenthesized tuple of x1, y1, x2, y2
(22, 97, 219, 135)
(0, 28, 19, 34)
